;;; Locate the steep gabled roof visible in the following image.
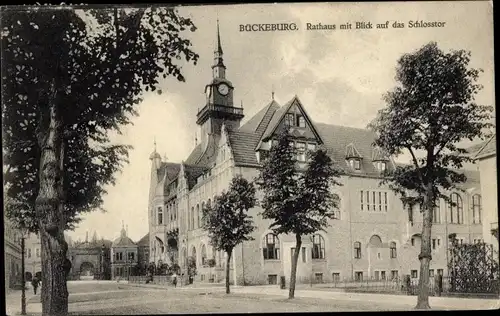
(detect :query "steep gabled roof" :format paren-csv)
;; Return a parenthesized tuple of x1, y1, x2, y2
(239, 100, 280, 135)
(137, 233, 149, 247)
(184, 164, 210, 189)
(185, 143, 204, 165)
(227, 130, 262, 166)
(372, 146, 389, 162)
(474, 135, 496, 160)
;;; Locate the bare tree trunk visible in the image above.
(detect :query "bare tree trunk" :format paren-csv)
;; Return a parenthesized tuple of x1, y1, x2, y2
(415, 184, 433, 310)
(225, 249, 232, 294)
(288, 234, 302, 299)
(35, 81, 69, 316)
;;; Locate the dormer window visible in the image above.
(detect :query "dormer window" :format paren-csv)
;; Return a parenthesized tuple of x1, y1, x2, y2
(376, 161, 387, 172)
(349, 159, 361, 170)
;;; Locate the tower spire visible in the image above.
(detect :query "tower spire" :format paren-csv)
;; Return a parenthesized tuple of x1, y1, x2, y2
(154, 137, 157, 152)
(217, 19, 223, 55)
(212, 19, 226, 79)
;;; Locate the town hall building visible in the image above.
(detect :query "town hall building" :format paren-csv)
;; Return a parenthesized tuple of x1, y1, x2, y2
(147, 23, 484, 285)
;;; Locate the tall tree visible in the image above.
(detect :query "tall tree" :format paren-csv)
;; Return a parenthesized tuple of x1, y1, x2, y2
(257, 128, 342, 299)
(2, 6, 198, 316)
(202, 175, 257, 294)
(368, 42, 493, 309)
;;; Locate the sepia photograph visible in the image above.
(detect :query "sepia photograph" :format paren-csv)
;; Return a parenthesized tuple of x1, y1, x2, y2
(2, 1, 498, 315)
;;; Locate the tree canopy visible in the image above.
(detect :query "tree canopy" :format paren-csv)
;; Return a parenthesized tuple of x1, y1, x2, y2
(257, 128, 342, 236)
(202, 175, 257, 254)
(368, 41, 493, 309)
(2, 7, 199, 232)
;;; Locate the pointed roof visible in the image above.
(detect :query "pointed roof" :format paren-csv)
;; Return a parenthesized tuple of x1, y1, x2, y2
(216, 19, 223, 55)
(259, 96, 324, 144)
(474, 135, 496, 160)
(371, 146, 389, 161)
(137, 233, 149, 247)
(345, 143, 362, 159)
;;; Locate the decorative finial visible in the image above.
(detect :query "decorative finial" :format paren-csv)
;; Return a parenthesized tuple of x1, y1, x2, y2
(122, 220, 124, 229)
(241, 100, 243, 109)
(272, 85, 275, 100)
(154, 137, 157, 152)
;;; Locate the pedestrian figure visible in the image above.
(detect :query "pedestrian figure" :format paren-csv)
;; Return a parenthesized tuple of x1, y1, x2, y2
(31, 277, 39, 295)
(172, 272, 178, 288)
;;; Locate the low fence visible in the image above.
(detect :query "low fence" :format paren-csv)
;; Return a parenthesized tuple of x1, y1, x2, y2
(129, 275, 176, 286)
(320, 277, 499, 297)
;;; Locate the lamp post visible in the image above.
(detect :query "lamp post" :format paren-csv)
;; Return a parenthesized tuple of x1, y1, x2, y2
(20, 227, 28, 315)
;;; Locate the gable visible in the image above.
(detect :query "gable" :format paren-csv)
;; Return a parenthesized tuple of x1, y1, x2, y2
(258, 96, 324, 149)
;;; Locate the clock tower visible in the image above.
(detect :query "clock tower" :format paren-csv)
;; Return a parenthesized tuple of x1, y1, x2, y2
(196, 20, 244, 143)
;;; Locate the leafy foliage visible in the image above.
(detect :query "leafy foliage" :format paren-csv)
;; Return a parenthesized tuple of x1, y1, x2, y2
(186, 256, 197, 278)
(257, 128, 342, 236)
(368, 41, 493, 309)
(2, 7, 199, 232)
(368, 42, 493, 210)
(202, 175, 257, 253)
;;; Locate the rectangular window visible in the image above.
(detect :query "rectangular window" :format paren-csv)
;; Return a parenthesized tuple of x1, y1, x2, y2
(378, 192, 382, 211)
(268, 274, 278, 285)
(36, 248, 40, 258)
(437, 239, 441, 246)
(384, 192, 388, 211)
(411, 238, 415, 246)
(332, 273, 340, 283)
(296, 142, 306, 162)
(307, 143, 316, 152)
(128, 252, 135, 261)
(354, 159, 361, 170)
(411, 270, 418, 278)
(158, 207, 163, 225)
(28, 248, 32, 259)
(285, 113, 295, 127)
(432, 239, 437, 250)
(355, 271, 363, 281)
(381, 271, 386, 280)
(429, 269, 435, 278)
(366, 191, 370, 211)
(302, 247, 306, 263)
(437, 269, 444, 276)
(315, 273, 323, 283)
(297, 115, 306, 128)
(374, 271, 380, 280)
(372, 191, 376, 211)
(391, 270, 399, 280)
(360, 190, 364, 211)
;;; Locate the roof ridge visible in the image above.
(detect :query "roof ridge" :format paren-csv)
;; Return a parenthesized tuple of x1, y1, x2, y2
(254, 100, 279, 135)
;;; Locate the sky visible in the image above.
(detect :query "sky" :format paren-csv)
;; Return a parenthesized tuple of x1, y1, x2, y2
(67, 1, 495, 243)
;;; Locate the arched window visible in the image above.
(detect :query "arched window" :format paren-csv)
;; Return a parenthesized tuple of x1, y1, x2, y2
(190, 207, 194, 230)
(472, 194, 482, 224)
(201, 244, 207, 266)
(191, 247, 197, 262)
(262, 233, 280, 260)
(312, 234, 325, 259)
(390, 241, 397, 258)
(196, 204, 200, 228)
(157, 207, 163, 225)
(201, 202, 206, 226)
(449, 193, 463, 224)
(354, 242, 361, 259)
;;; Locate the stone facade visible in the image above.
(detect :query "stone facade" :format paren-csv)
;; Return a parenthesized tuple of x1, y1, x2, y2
(111, 224, 138, 279)
(147, 23, 486, 285)
(474, 135, 498, 254)
(4, 219, 22, 291)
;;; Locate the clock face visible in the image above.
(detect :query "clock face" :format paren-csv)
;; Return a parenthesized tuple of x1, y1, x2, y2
(218, 83, 229, 96)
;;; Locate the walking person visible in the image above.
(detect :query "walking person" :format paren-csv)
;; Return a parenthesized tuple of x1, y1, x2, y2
(172, 272, 178, 288)
(31, 277, 39, 295)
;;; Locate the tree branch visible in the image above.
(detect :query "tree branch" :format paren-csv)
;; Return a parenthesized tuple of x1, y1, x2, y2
(407, 146, 425, 187)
